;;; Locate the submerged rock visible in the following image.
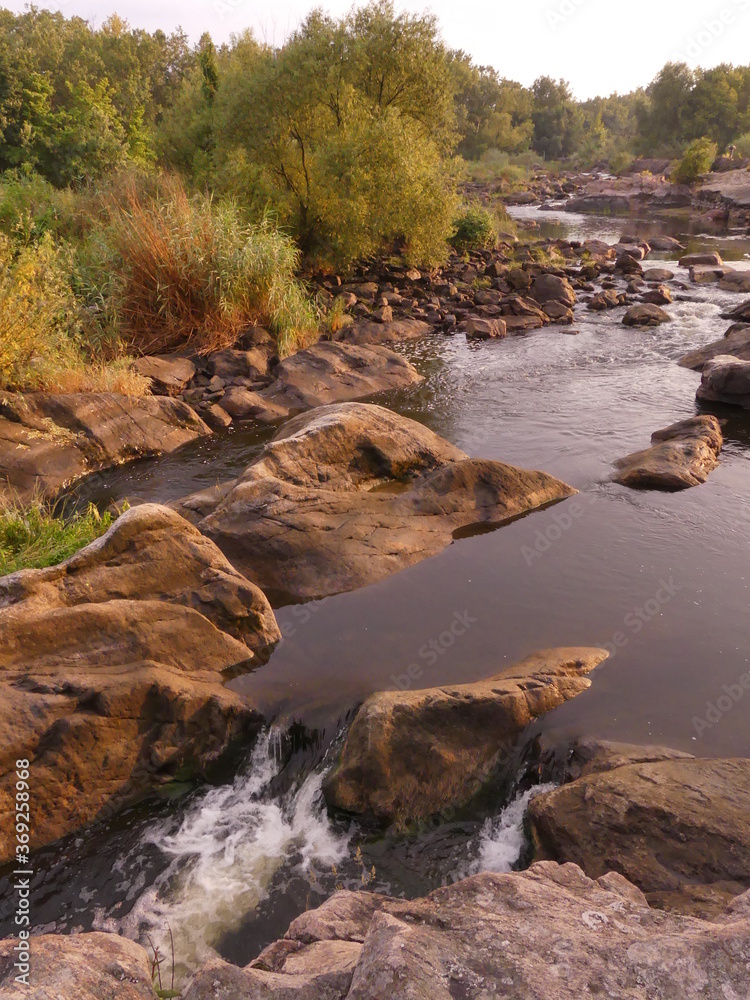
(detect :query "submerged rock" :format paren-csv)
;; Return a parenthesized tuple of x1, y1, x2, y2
(180, 862, 750, 999)
(219, 341, 422, 424)
(0, 391, 209, 502)
(0, 503, 279, 863)
(622, 303, 671, 327)
(613, 415, 723, 490)
(323, 647, 608, 827)
(529, 757, 750, 917)
(176, 402, 577, 602)
(678, 324, 750, 370)
(697, 354, 750, 409)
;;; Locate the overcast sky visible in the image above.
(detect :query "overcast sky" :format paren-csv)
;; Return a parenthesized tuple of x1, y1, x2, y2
(5, 0, 750, 98)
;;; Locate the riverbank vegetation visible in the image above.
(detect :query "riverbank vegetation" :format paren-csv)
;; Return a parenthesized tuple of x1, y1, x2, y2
(1, 3, 750, 394)
(0, 497, 115, 575)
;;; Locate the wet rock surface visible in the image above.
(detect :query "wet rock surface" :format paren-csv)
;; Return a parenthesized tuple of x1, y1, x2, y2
(679, 323, 750, 370)
(0, 503, 279, 862)
(176, 402, 576, 602)
(697, 354, 750, 409)
(323, 647, 609, 827)
(613, 415, 723, 490)
(0, 392, 210, 502)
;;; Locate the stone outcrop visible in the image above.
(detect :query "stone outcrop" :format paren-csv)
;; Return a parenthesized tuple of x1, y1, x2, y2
(323, 647, 608, 827)
(176, 402, 577, 602)
(333, 318, 431, 345)
(613, 415, 723, 490)
(0, 391, 209, 502)
(622, 303, 671, 327)
(697, 354, 750, 408)
(679, 251, 723, 267)
(0, 932, 155, 999)
(220, 342, 422, 424)
(181, 862, 750, 1000)
(718, 271, 750, 294)
(0, 503, 279, 862)
(131, 353, 196, 396)
(529, 758, 750, 918)
(678, 324, 750, 370)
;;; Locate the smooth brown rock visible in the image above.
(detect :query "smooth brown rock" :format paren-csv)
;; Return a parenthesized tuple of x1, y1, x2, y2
(678, 324, 750, 370)
(643, 267, 674, 283)
(622, 303, 671, 327)
(177, 402, 576, 602)
(679, 251, 723, 267)
(0, 392, 209, 502)
(0, 932, 155, 999)
(182, 862, 750, 1000)
(640, 284, 672, 305)
(131, 353, 196, 395)
(0, 503, 279, 862)
(219, 342, 422, 424)
(323, 647, 608, 826)
(209, 347, 270, 380)
(697, 354, 750, 408)
(722, 297, 750, 322)
(587, 289, 621, 311)
(461, 316, 507, 339)
(613, 415, 723, 490)
(529, 272, 576, 307)
(719, 271, 750, 293)
(529, 758, 750, 917)
(333, 318, 431, 345)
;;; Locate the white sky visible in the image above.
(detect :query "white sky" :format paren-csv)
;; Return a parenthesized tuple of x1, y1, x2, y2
(5, 0, 750, 99)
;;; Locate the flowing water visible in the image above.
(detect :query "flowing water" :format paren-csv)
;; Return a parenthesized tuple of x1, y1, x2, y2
(3, 206, 750, 978)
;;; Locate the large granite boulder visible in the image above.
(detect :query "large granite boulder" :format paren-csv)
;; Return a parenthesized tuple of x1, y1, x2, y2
(181, 862, 750, 1000)
(529, 272, 577, 308)
(220, 342, 422, 424)
(529, 758, 750, 917)
(0, 392, 209, 502)
(176, 402, 577, 602)
(622, 303, 671, 327)
(323, 647, 609, 827)
(678, 324, 750, 370)
(0, 503, 279, 863)
(697, 355, 750, 408)
(0, 932, 155, 999)
(613, 415, 723, 490)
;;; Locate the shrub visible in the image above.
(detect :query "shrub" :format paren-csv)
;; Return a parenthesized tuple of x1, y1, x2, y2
(0, 235, 147, 394)
(733, 132, 750, 159)
(84, 177, 319, 357)
(450, 204, 498, 253)
(0, 498, 115, 575)
(672, 137, 719, 185)
(609, 151, 635, 175)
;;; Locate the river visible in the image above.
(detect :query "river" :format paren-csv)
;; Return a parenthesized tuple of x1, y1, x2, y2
(2, 206, 749, 982)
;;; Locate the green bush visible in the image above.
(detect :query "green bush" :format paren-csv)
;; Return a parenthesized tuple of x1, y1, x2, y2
(0, 499, 115, 575)
(449, 204, 498, 253)
(733, 132, 750, 158)
(609, 151, 634, 175)
(82, 177, 319, 357)
(672, 137, 718, 184)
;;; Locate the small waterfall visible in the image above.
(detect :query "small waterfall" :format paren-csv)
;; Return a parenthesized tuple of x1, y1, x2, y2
(98, 728, 351, 982)
(467, 783, 557, 875)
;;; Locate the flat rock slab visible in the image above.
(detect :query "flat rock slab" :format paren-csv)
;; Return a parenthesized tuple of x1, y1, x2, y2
(176, 402, 577, 602)
(613, 415, 723, 490)
(679, 251, 723, 267)
(529, 758, 750, 918)
(181, 862, 750, 999)
(323, 647, 609, 826)
(697, 354, 750, 408)
(221, 341, 422, 424)
(678, 324, 750, 370)
(333, 318, 431, 345)
(0, 503, 279, 862)
(0, 391, 209, 502)
(622, 303, 671, 327)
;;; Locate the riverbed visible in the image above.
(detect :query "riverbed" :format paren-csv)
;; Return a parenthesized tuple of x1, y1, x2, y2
(3, 206, 749, 981)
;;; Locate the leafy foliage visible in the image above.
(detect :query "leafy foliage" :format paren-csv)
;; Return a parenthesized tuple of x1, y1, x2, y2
(450, 205, 497, 253)
(0, 499, 115, 575)
(672, 137, 719, 184)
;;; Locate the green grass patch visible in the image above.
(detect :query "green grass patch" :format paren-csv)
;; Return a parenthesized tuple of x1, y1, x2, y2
(0, 499, 116, 576)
